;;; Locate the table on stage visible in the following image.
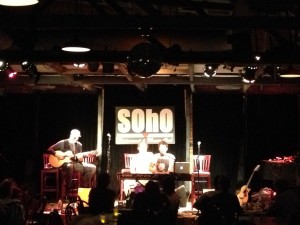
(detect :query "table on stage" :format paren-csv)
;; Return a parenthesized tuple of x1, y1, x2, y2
(261, 160, 300, 186)
(117, 172, 193, 201)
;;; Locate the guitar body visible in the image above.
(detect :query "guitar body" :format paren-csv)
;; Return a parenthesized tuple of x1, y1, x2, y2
(237, 185, 251, 206)
(49, 154, 72, 168)
(49, 150, 98, 168)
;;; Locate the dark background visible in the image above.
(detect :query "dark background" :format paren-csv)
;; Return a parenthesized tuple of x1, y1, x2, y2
(0, 86, 298, 194)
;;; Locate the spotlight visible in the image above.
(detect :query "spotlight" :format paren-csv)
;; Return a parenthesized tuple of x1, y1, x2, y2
(5, 66, 17, 79)
(204, 64, 218, 77)
(0, 60, 9, 71)
(0, 0, 38, 6)
(243, 66, 257, 83)
(21, 61, 40, 84)
(73, 62, 85, 68)
(87, 62, 99, 72)
(62, 38, 90, 52)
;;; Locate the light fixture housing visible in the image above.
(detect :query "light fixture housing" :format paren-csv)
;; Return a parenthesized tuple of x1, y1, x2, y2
(62, 38, 90, 52)
(87, 62, 100, 72)
(242, 66, 257, 83)
(6, 67, 17, 79)
(73, 62, 86, 68)
(21, 61, 40, 84)
(0, 60, 9, 71)
(0, 0, 38, 6)
(278, 66, 300, 78)
(204, 64, 218, 77)
(127, 42, 162, 78)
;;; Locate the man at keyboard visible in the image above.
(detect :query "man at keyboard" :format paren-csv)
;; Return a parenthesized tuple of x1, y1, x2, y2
(130, 140, 153, 174)
(150, 140, 176, 173)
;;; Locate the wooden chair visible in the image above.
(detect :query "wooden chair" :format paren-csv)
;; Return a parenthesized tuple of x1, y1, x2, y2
(61, 155, 96, 200)
(191, 155, 212, 204)
(83, 155, 96, 187)
(119, 153, 135, 200)
(122, 153, 135, 173)
(40, 154, 60, 200)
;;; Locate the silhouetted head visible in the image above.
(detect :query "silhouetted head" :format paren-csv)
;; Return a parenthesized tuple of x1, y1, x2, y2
(0, 179, 13, 199)
(145, 180, 160, 195)
(97, 173, 110, 188)
(162, 175, 176, 195)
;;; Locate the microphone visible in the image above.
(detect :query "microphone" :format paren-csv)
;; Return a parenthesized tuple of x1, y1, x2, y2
(197, 141, 201, 154)
(107, 133, 111, 137)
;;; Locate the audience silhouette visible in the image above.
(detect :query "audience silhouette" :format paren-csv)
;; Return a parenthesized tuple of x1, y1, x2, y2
(0, 178, 26, 225)
(193, 174, 242, 225)
(162, 175, 180, 225)
(267, 178, 300, 225)
(88, 172, 116, 215)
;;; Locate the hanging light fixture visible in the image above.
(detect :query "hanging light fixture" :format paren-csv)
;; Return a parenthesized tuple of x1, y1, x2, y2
(0, 60, 9, 71)
(5, 66, 17, 79)
(21, 61, 40, 84)
(242, 66, 257, 83)
(204, 64, 218, 77)
(0, 0, 38, 6)
(62, 38, 90, 52)
(127, 42, 162, 78)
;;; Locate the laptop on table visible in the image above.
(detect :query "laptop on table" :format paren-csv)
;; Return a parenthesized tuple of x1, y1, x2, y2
(174, 162, 191, 174)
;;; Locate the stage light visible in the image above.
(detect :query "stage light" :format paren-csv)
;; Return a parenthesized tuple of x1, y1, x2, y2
(242, 66, 257, 83)
(73, 62, 86, 68)
(0, 0, 38, 6)
(204, 64, 218, 77)
(21, 61, 40, 84)
(5, 67, 17, 79)
(62, 38, 90, 52)
(0, 60, 8, 71)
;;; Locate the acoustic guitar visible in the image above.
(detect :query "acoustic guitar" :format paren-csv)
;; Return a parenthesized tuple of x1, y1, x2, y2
(49, 150, 98, 168)
(237, 164, 260, 206)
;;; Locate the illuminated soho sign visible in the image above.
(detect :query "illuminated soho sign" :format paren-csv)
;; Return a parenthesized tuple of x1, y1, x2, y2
(115, 107, 175, 144)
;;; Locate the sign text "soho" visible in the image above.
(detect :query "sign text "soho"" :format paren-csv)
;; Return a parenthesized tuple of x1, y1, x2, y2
(117, 108, 174, 133)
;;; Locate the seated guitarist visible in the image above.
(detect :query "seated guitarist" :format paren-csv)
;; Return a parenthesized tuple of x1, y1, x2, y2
(47, 129, 97, 190)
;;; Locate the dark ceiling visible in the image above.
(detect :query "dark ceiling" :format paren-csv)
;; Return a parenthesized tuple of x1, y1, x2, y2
(1, 0, 300, 94)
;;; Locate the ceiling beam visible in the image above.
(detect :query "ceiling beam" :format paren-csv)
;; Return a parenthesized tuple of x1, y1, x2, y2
(2, 50, 300, 65)
(2, 15, 300, 30)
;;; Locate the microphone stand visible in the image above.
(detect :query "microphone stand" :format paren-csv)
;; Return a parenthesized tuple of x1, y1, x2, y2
(107, 134, 111, 173)
(196, 141, 201, 196)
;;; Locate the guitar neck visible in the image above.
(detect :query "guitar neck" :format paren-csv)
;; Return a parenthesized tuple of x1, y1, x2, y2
(245, 172, 255, 188)
(245, 165, 260, 189)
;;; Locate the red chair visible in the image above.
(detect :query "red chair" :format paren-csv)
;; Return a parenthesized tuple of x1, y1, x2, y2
(40, 154, 60, 200)
(191, 155, 212, 204)
(83, 155, 96, 187)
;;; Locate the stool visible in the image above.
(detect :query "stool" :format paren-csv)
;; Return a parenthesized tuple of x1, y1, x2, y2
(40, 154, 60, 200)
(61, 171, 81, 201)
